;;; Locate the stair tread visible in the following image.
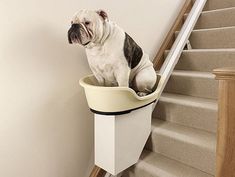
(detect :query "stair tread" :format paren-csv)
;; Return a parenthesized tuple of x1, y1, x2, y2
(167, 48, 235, 52)
(160, 93, 217, 110)
(124, 150, 213, 177)
(176, 25, 235, 33)
(192, 25, 235, 32)
(151, 119, 216, 150)
(172, 70, 215, 79)
(202, 6, 235, 13)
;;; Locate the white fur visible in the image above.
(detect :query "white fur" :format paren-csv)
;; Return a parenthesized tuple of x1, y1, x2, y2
(72, 10, 157, 96)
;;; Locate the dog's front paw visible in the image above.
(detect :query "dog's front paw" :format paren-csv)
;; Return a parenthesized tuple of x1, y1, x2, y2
(137, 92, 148, 97)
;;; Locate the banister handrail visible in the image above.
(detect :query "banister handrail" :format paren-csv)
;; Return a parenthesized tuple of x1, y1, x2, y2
(213, 67, 235, 177)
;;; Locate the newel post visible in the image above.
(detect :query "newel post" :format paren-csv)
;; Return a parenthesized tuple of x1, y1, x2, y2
(213, 67, 235, 177)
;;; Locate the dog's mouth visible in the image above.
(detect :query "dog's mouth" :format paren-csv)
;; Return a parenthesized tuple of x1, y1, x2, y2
(68, 32, 81, 44)
(69, 35, 90, 46)
(82, 41, 91, 46)
(68, 28, 82, 44)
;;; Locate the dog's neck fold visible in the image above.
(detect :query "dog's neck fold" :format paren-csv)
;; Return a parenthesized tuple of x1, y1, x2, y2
(99, 21, 111, 45)
(85, 21, 111, 49)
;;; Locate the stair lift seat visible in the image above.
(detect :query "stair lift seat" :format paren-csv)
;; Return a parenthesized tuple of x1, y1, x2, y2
(79, 74, 160, 175)
(79, 74, 160, 115)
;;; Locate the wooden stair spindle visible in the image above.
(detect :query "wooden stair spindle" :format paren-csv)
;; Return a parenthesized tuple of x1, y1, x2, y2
(213, 67, 235, 177)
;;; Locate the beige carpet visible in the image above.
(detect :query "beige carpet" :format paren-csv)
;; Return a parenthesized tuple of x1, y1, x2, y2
(123, 0, 235, 176)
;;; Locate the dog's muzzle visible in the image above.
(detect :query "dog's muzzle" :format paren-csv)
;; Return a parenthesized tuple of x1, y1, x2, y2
(68, 23, 91, 46)
(68, 24, 82, 44)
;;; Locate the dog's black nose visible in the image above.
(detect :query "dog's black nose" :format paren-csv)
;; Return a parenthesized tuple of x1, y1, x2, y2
(71, 24, 80, 29)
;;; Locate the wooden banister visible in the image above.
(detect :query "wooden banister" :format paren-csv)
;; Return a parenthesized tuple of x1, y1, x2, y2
(89, 166, 106, 177)
(213, 67, 235, 177)
(153, 0, 193, 70)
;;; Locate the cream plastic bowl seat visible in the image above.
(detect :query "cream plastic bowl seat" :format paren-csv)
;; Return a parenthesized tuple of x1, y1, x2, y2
(79, 74, 160, 115)
(79, 74, 160, 174)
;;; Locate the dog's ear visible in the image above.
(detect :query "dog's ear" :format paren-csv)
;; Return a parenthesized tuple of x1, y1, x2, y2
(96, 10, 108, 21)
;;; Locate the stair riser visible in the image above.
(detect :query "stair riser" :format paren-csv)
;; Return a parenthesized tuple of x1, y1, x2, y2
(153, 99, 217, 133)
(193, 0, 235, 11)
(146, 133, 216, 175)
(204, 0, 235, 11)
(172, 51, 235, 72)
(189, 27, 235, 49)
(164, 74, 218, 99)
(185, 8, 235, 29)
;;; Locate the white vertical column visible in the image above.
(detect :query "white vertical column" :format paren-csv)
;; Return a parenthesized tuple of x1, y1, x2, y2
(94, 104, 153, 175)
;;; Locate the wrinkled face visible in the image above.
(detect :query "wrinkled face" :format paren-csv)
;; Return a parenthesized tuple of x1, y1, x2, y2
(68, 9, 108, 46)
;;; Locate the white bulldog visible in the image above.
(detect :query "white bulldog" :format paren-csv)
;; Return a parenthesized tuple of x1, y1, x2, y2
(68, 9, 157, 96)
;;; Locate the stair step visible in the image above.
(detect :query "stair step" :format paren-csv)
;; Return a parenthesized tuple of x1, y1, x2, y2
(153, 93, 217, 133)
(164, 70, 218, 99)
(186, 27, 235, 49)
(123, 150, 213, 177)
(145, 119, 216, 175)
(185, 7, 235, 29)
(193, 0, 235, 11)
(165, 49, 235, 72)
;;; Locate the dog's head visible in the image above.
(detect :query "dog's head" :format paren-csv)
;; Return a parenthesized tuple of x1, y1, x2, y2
(68, 9, 108, 46)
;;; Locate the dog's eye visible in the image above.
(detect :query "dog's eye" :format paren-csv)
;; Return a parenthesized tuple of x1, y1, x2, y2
(85, 21, 90, 25)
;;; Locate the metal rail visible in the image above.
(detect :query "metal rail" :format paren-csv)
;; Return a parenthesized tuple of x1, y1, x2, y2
(152, 0, 207, 109)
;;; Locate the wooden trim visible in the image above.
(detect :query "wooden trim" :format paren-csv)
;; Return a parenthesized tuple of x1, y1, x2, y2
(213, 67, 235, 80)
(89, 166, 106, 177)
(213, 67, 235, 177)
(153, 0, 193, 70)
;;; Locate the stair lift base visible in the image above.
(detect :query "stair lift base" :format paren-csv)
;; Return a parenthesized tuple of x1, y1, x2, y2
(94, 103, 152, 175)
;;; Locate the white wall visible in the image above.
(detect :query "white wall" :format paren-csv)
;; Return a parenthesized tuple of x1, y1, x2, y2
(0, 0, 185, 177)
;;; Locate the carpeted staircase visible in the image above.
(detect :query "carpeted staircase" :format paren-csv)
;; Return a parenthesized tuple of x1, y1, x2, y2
(123, 0, 235, 176)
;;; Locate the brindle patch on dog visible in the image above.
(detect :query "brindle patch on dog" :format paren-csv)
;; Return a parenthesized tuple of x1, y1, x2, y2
(123, 33, 143, 69)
